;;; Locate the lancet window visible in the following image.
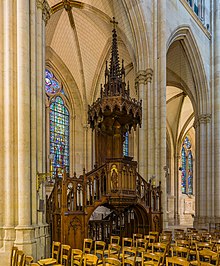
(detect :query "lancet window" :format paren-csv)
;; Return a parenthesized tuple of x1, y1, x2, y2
(45, 69, 70, 177)
(123, 131, 129, 156)
(186, 0, 205, 22)
(181, 136, 193, 195)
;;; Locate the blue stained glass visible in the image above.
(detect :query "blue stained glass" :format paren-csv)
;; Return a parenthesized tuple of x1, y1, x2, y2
(123, 131, 129, 156)
(49, 96, 69, 177)
(181, 136, 193, 195)
(45, 69, 61, 95)
(188, 150, 193, 194)
(181, 146, 186, 194)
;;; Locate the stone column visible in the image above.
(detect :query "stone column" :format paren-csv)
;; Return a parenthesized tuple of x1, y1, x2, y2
(158, 0, 167, 228)
(83, 124, 89, 171)
(3, 0, 16, 244)
(15, 1, 33, 252)
(0, 0, 3, 232)
(146, 69, 154, 178)
(194, 114, 212, 228)
(136, 70, 148, 179)
(174, 154, 180, 225)
(214, 0, 220, 223)
(206, 116, 212, 223)
(16, 0, 31, 227)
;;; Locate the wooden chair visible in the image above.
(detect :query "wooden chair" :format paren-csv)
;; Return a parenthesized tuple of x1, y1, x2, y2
(133, 233, 143, 247)
(144, 235, 156, 252)
(84, 254, 98, 266)
(119, 238, 133, 260)
(142, 252, 160, 266)
(136, 239, 148, 253)
(15, 250, 25, 266)
(71, 249, 83, 266)
(149, 232, 159, 242)
(103, 257, 121, 266)
(38, 241, 61, 265)
(104, 237, 120, 256)
(152, 242, 168, 266)
(122, 237, 133, 248)
(94, 241, 106, 264)
(107, 244, 121, 259)
(110, 236, 120, 245)
(175, 240, 190, 248)
(166, 257, 189, 266)
(159, 234, 172, 244)
(10, 246, 18, 266)
(171, 246, 189, 260)
(55, 244, 71, 266)
(122, 247, 136, 266)
(193, 248, 219, 266)
(83, 239, 93, 254)
(136, 239, 148, 263)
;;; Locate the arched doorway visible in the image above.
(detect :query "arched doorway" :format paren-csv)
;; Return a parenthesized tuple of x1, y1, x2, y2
(166, 38, 197, 226)
(166, 85, 195, 226)
(88, 204, 149, 242)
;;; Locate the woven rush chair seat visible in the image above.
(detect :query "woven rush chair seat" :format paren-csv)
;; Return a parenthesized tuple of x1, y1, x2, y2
(99, 257, 121, 266)
(38, 258, 57, 265)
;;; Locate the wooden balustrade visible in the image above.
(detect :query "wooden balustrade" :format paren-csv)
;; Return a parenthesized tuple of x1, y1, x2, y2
(46, 158, 163, 248)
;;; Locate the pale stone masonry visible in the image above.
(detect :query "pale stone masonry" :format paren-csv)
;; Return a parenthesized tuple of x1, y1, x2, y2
(0, 0, 219, 264)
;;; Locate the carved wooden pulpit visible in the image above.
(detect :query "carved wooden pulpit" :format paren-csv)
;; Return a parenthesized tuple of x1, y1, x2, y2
(47, 18, 163, 249)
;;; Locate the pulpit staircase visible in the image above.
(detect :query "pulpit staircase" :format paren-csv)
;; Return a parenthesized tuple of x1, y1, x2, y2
(46, 158, 162, 249)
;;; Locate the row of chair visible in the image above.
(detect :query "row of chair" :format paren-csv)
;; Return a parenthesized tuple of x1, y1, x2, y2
(10, 246, 34, 266)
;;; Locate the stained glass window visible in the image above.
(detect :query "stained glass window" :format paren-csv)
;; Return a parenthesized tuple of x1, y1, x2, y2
(45, 69, 61, 95)
(50, 97, 69, 176)
(181, 146, 186, 194)
(123, 131, 129, 156)
(181, 136, 193, 195)
(45, 69, 70, 177)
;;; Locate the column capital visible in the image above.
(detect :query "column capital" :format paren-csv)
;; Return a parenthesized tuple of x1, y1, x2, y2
(83, 124, 89, 130)
(194, 113, 212, 128)
(135, 68, 153, 85)
(37, 0, 51, 24)
(146, 68, 153, 82)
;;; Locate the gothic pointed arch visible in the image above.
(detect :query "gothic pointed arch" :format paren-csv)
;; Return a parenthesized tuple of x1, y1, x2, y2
(46, 46, 84, 120)
(167, 25, 210, 116)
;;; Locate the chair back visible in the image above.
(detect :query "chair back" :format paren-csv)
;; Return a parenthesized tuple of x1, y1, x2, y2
(149, 231, 159, 242)
(196, 249, 219, 265)
(83, 239, 93, 254)
(104, 257, 121, 266)
(108, 244, 121, 259)
(10, 246, 18, 266)
(110, 236, 120, 245)
(94, 241, 106, 262)
(122, 237, 133, 248)
(175, 240, 190, 248)
(136, 239, 148, 253)
(152, 242, 168, 265)
(84, 254, 98, 266)
(52, 241, 61, 262)
(133, 234, 143, 247)
(166, 256, 189, 266)
(71, 249, 83, 266)
(122, 247, 136, 266)
(142, 251, 160, 266)
(171, 246, 189, 260)
(60, 244, 71, 266)
(144, 235, 156, 251)
(16, 250, 25, 266)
